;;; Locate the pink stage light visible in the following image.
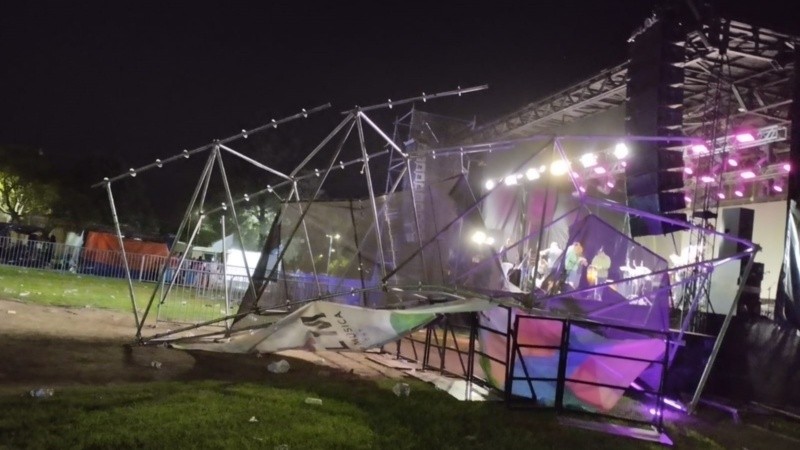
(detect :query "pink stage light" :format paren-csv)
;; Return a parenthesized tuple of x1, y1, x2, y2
(578, 186, 586, 193)
(735, 133, 755, 143)
(774, 183, 784, 193)
(734, 188, 744, 197)
(727, 157, 739, 167)
(684, 167, 694, 175)
(740, 171, 756, 179)
(717, 192, 726, 199)
(593, 166, 607, 175)
(700, 175, 715, 183)
(784, 163, 791, 172)
(621, 161, 627, 168)
(684, 195, 692, 203)
(691, 144, 708, 154)
(606, 180, 615, 188)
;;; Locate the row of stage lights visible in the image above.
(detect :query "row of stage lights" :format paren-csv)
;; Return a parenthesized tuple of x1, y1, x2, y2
(484, 143, 630, 191)
(485, 132, 791, 201)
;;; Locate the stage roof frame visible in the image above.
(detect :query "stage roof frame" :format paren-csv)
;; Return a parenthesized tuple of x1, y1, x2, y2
(457, 20, 797, 144)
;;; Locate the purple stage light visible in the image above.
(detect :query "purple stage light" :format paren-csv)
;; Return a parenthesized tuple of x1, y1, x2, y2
(717, 191, 726, 199)
(606, 180, 615, 188)
(593, 166, 607, 175)
(691, 144, 708, 154)
(774, 182, 784, 193)
(740, 170, 756, 179)
(700, 175, 715, 183)
(735, 133, 755, 143)
(578, 186, 586, 193)
(784, 163, 791, 172)
(727, 157, 738, 167)
(684, 167, 694, 175)
(734, 188, 744, 197)
(684, 195, 692, 203)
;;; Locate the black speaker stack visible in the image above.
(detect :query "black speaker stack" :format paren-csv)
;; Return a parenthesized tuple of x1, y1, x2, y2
(625, 13, 689, 236)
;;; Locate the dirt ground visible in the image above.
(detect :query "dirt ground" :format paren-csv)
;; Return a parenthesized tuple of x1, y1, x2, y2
(0, 298, 409, 394)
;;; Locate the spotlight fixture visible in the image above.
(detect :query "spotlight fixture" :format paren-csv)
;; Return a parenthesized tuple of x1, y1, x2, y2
(784, 163, 791, 172)
(734, 185, 744, 197)
(613, 143, 629, 160)
(606, 179, 615, 188)
(593, 166, 607, 175)
(700, 175, 715, 183)
(485, 179, 496, 190)
(773, 180, 784, 193)
(684, 195, 692, 203)
(580, 153, 598, 168)
(691, 144, 708, 154)
(578, 186, 586, 193)
(717, 191, 726, 199)
(550, 160, 570, 176)
(471, 231, 487, 244)
(525, 168, 540, 180)
(740, 170, 756, 179)
(735, 133, 755, 143)
(503, 175, 518, 186)
(727, 157, 739, 167)
(684, 167, 694, 175)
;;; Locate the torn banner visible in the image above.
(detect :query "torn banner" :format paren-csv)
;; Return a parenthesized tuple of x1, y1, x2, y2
(175, 298, 494, 354)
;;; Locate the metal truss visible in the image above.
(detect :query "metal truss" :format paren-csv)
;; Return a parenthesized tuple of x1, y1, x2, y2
(457, 62, 629, 144)
(456, 20, 796, 145)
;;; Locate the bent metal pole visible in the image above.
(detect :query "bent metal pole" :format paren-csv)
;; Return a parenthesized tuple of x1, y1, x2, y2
(106, 182, 140, 330)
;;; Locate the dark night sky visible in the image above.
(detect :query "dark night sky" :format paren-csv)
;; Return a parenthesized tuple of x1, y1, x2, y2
(1, 1, 796, 226)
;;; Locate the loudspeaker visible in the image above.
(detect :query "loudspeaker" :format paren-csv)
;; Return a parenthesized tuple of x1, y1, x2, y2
(718, 208, 754, 258)
(625, 14, 688, 236)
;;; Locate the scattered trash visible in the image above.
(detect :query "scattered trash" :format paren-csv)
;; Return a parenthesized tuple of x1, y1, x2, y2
(7, 310, 16, 315)
(19, 292, 30, 297)
(249, 416, 258, 423)
(84, 305, 91, 309)
(392, 383, 411, 397)
(30, 388, 54, 398)
(304, 397, 323, 405)
(267, 359, 290, 374)
(275, 444, 289, 450)
(150, 361, 162, 369)
(2, 288, 13, 293)
(317, 370, 330, 377)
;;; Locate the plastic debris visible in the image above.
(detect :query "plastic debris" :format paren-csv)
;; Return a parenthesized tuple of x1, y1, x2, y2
(150, 361, 162, 369)
(249, 416, 258, 423)
(267, 359, 290, 374)
(19, 291, 30, 297)
(7, 310, 16, 315)
(392, 383, 411, 397)
(30, 388, 54, 398)
(304, 397, 323, 405)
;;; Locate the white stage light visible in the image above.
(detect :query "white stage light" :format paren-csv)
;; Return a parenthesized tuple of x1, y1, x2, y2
(525, 168, 540, 180)
(503, 175, 518, 186)
(613, 143, 629, 159)
(550, 160, 569, 176)
(485, 237, 495, 246)
(471, 231, 487, 244)
(580, 153, 598, 168)
(485, 179, 496, 190)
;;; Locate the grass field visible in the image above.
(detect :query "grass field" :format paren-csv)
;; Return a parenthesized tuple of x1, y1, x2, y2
(0, 265, 225, 323)
(0, 375, 720, 450)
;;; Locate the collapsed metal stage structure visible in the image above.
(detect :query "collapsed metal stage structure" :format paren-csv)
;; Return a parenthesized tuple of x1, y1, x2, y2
(94, 12, 797, 441)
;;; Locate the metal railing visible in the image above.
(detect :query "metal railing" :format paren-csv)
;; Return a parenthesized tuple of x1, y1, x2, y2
(0, 235, 253, 324)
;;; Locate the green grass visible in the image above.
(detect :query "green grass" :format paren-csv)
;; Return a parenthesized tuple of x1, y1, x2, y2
(0, 265, 225, 323)
(0, 376, 718, 450)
